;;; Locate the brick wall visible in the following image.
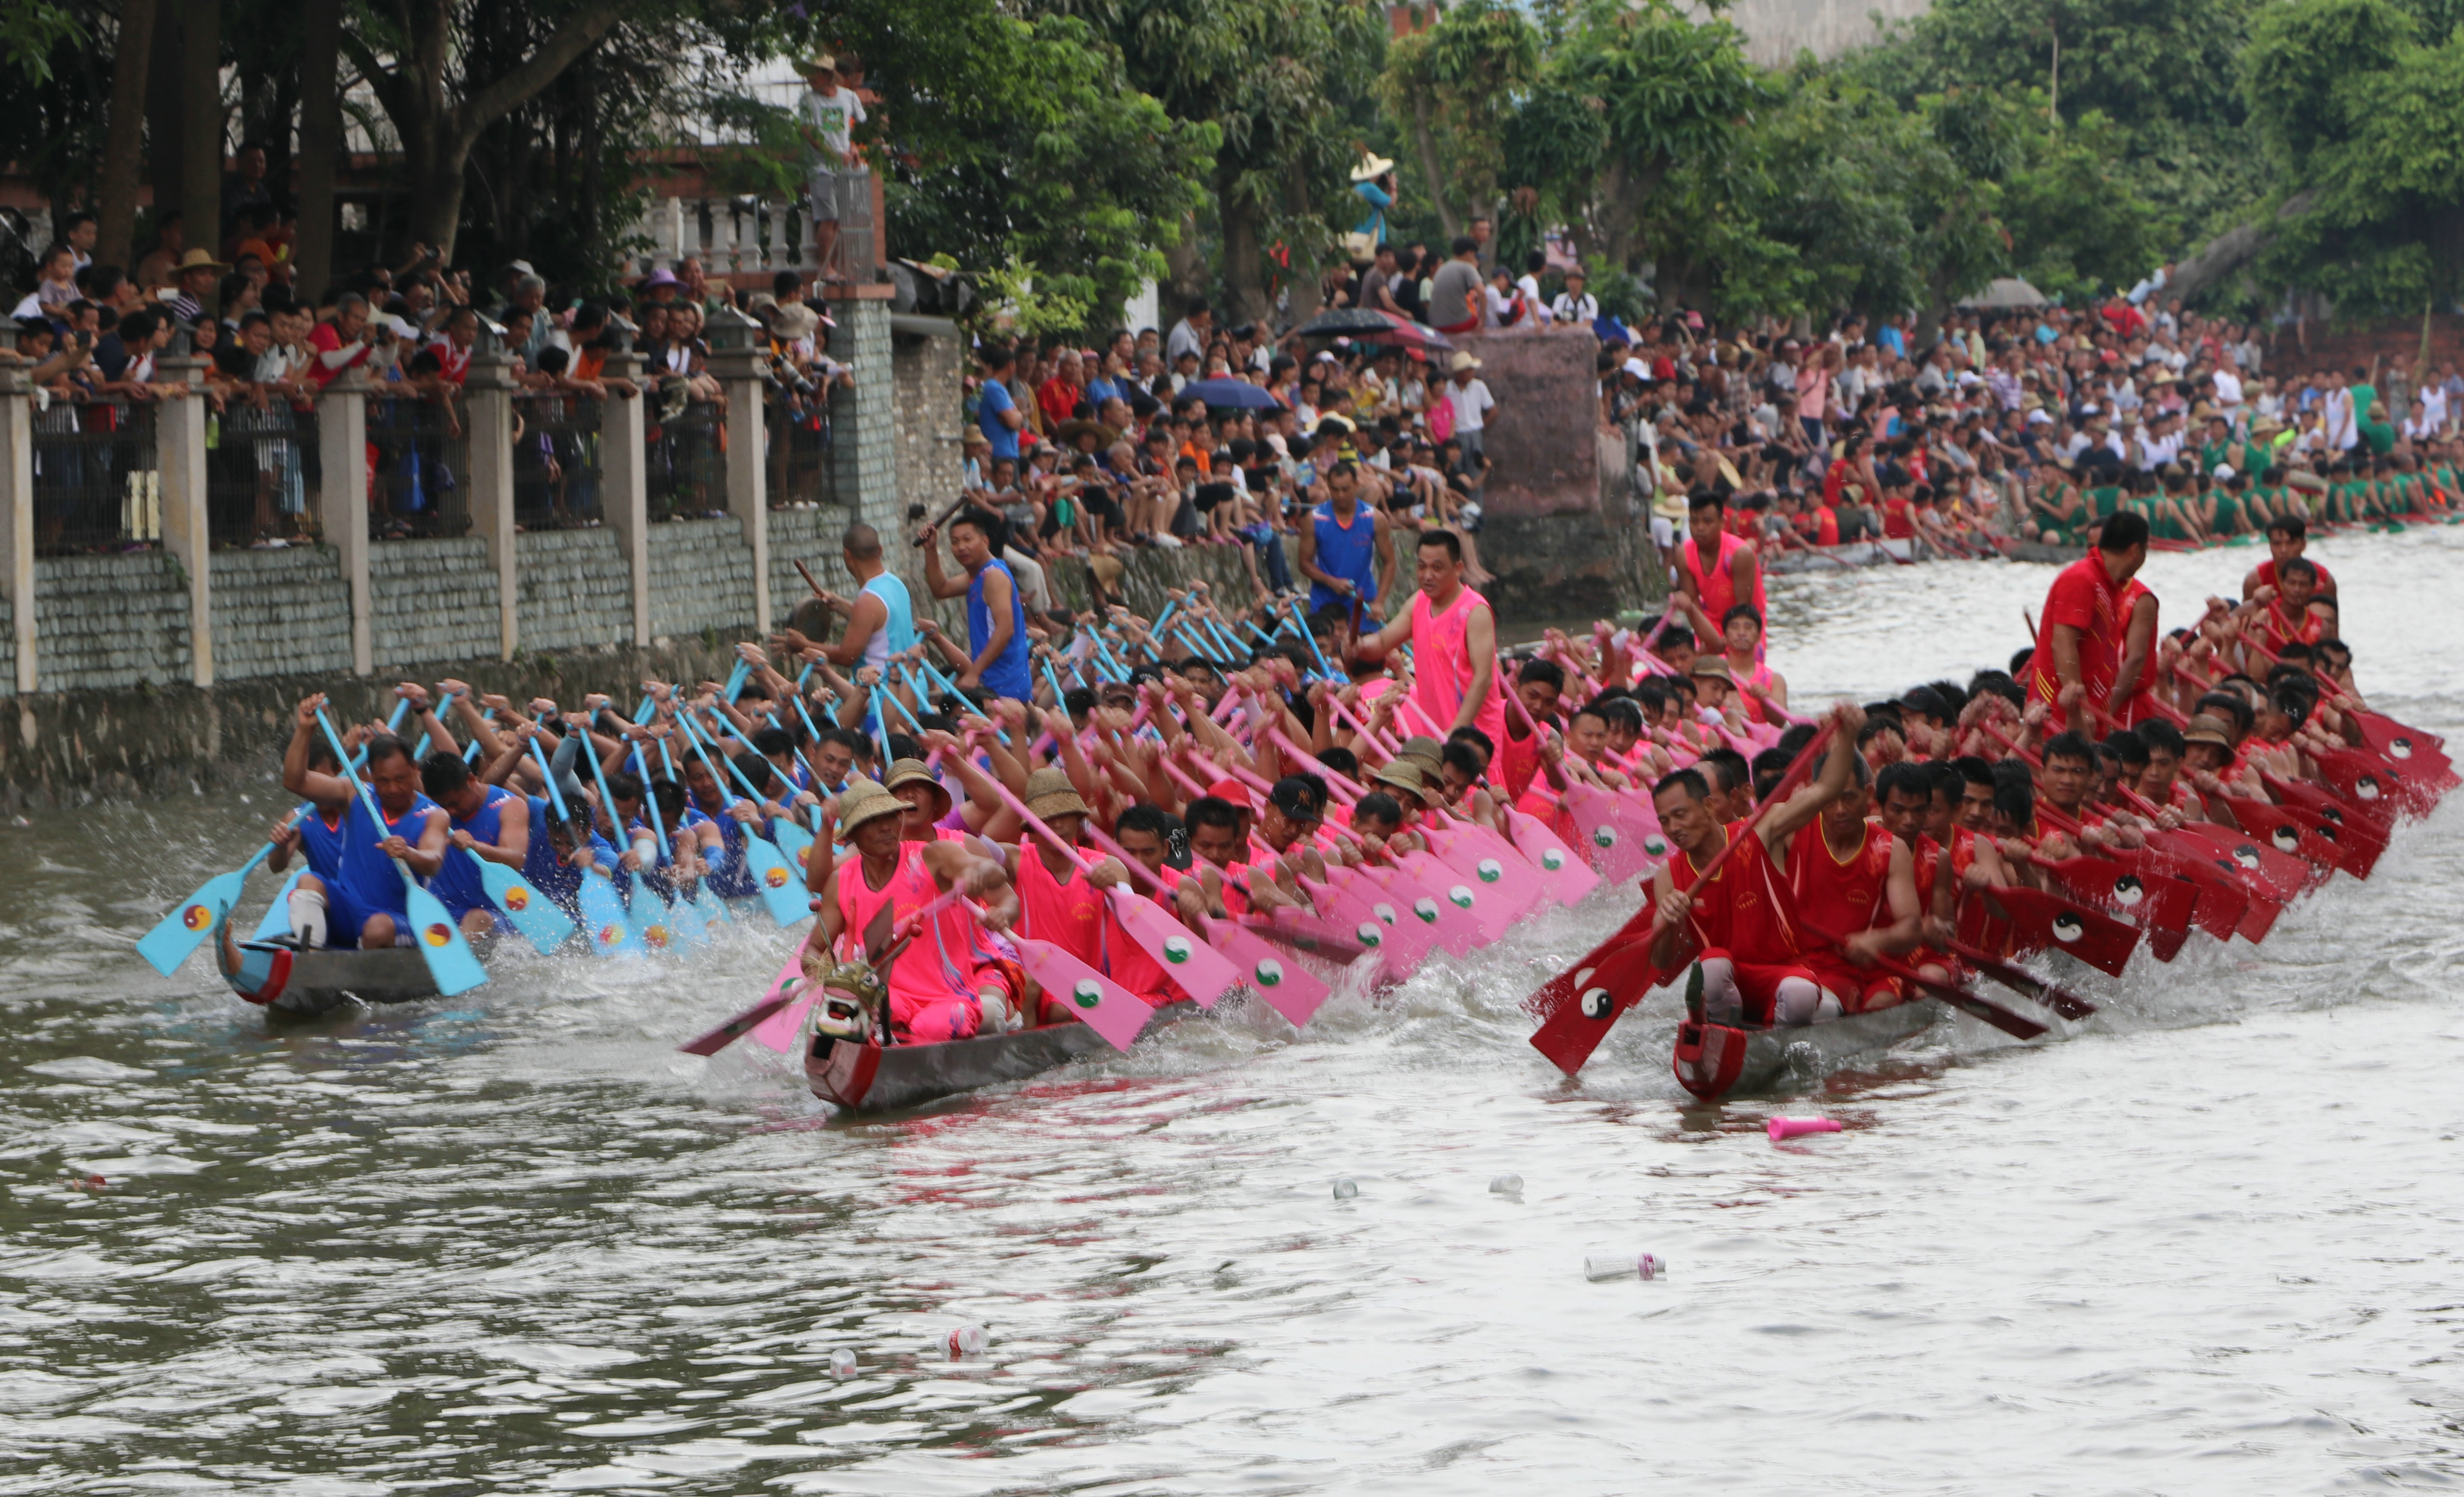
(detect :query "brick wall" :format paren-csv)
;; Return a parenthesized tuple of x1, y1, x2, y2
(367, 538, 502, 669)
(767, 503, 856, 629)
(517, 527, 635, 656)
(209, 548, 352, 682)
(893, 331, 964, 526)
(33, 553, 191, 693)
(647, 516, 758, 643)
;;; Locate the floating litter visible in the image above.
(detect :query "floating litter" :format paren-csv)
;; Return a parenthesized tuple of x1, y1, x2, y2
(1768, 1116, 1843, 1142)
(1331, 1178, 1358, 1199)
(944, 1324, 988, 1359)
(1585, 1253, 1663, 1282)
(1489, 1174, 1523, 1196)
(828, 1349, 857, 1379)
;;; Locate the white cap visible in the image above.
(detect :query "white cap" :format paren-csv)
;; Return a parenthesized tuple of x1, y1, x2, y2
(1621, 357, 1649, 380)
(2027, 408, 2054, 424)
(2211, 463, 2235, 480)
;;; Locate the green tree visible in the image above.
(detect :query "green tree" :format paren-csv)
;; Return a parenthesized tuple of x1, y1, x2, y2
(1373, 0, 1539, 240)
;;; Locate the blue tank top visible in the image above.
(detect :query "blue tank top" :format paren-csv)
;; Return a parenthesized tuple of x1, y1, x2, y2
(965, 559, 1034, 700)
(427, 785, 513, 918)
(519, 797, 564, 892)
(333, 792, 441, 920)
(296, 805, 350, 883)
(1308, 502, 1378, 613)
(862, 572, 917, 673)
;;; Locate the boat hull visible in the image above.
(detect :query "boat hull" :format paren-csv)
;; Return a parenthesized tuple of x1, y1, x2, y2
(230, 944, 443, 1018)
(1720, 999, 1944, 1098)
(804, 1002, 1194, 1114)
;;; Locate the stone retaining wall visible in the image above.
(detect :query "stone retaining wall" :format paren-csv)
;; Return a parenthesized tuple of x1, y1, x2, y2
(33, 553, 191, 694)
(646, 517, 760, 643)
(368, 538, 502, 669)
(209, 548, 353, 682)
(515, 527, 635, 657)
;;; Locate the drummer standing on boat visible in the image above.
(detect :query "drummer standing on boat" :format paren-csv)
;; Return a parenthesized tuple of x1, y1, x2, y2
(2027, 511, 2150, 734)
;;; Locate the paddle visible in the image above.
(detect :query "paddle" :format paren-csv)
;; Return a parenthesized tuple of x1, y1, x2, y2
(312, 709, 487, 997)
(138, 698, 414, 976)
(677, 901, 936, 1058)
(1970, 883, 2140, 978)
(576, 716, 671, 952)
(974, 900, 1160, 1051)
(1930, 929, 2098, 1020)
(1527, 722, 1836, 1077)
(528, 737, 641, 958)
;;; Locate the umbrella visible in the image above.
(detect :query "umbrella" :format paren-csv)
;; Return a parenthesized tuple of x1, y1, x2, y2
(1957, 277, 2048, 310)
(1180, 378, 1285, 411)
(1292, 307, 1456, 352)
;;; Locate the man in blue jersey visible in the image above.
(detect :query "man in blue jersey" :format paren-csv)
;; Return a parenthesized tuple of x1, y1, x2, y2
(280, 693, 450, 949)
(420, 751, 529, 941)
(1294, 460, 1392, 632)
(920, 508, 1034, 699)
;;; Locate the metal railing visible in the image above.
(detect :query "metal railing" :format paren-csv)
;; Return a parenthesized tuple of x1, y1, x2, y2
(32, 400, 160, 554)
(644, 396, 724, 521)
(767, 390, 837, 508)
(514, 392, 604, 529)
(367, 387, 471, 540)
(209, 400, 319, 548)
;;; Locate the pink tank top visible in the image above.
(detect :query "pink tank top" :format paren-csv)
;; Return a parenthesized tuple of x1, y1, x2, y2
(1409, 586, 1506, 748)
(835, 842, 992, 1005)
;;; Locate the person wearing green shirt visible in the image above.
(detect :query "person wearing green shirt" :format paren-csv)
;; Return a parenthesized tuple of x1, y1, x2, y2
(2358, 398, 2397, 457)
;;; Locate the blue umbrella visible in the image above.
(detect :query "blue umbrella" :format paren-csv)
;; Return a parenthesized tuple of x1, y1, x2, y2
(1180, 378, 1285, 411)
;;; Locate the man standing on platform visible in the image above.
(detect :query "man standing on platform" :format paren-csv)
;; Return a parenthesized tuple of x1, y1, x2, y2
(1354, 530, 1504, 745)
(921, 511, 1034, 699)
(2027, 510, 2150, 734)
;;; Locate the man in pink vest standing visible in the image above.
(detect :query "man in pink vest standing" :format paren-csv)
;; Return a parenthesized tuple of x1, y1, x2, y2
(1357, 530, 1505, 746)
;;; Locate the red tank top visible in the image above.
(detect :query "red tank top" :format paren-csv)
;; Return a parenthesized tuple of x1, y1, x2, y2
(1669, 821, 1798, 963)
(1787, 818, 1896, 937)
(2118, 580, 2161, 726)
(834, 842, 993, 1006)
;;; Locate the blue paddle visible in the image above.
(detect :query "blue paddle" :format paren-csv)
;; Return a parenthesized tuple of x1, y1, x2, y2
(312, 709, 487, 997)
(138, 698, 411, 976)
(578, 709, 673, 953)
(530, 736, 640, 957)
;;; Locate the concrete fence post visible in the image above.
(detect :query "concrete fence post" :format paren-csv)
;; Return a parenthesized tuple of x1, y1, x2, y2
(0, 370, 33, 693)
(316, 367, 373, 676)
(462, 344, 519, 660)
(154, 352, 214, 687)
(705, 306, 771, 634)
(597, 352, 653, 646)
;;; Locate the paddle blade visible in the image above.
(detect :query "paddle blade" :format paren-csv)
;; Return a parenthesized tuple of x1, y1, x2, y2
(1010, 937, 1154, 1051)
(1421, 825, 1546, 924)
(252, 868, 306, 943)
(1503, 807, 1603, 906)
(1107, 887, 1241, 1008)
(578, 869, 644, 957)
(477, 857, 574, 956)
(1203, 916, 1333, 1028)
(747, 955, 814, 1051)
(2312, 745, 2430, 817)
(1528, 939, 1668, 1076)
(626, 872, 682, 953)
(744, 834, 812, 927)
(678, 955, 805, 1056)
(694, 882, 734, 927)
(1525, 907, 1659, 1021)
(1321, 865, 1442, 971)
(137, 868, 244, 975)
(400, 878, 489, 996)
(1976, 885, 2138, 978)
(1561, 783, 1664, 883)
(1396, 848, 1513, 950)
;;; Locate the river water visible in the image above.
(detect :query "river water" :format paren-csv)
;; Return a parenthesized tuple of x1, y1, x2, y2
(5, 528, 2461, 1495)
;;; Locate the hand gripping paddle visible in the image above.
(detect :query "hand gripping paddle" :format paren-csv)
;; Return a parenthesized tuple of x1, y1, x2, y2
(314, 709, 487, 998)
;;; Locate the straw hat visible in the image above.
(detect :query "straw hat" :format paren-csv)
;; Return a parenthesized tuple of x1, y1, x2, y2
(1398, 735, 1445, 772)
(1024, 767, 1089, 821)
(1448, 351, 1483, 373)
(1690, 658, 1737, 686)
(836, 777, 903, 834)
(1372, 760, 1441, 804)
(173, 247, 230, 274)
(1350, 151, 1397, 183)
(883, 757, 952, 817)
(2182, 714, 2234, 749)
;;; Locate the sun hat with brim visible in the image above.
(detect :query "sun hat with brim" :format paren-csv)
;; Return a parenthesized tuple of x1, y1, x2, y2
(640, 267, 681, 290)
(1448, 352, 1482, 373)
(883, 758, 953, 816)
(1024, 767, 1090, 821)
(836, 778, 903, 834)
(2182, 714, 2234, 749)
(1690, 659, 1737, 686)
(173, 248, 230, 274)
(1372, 760, 1442, 804)
(772, 303, 819, 340)
(1398, 735, 1445, 771)
(1350, 152, 1397, 183)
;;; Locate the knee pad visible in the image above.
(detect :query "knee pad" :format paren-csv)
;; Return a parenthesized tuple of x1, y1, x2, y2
(1775, 977, 1839, 1026)
(976, 986, 1018, 1034)
(287, 885, 328, 949)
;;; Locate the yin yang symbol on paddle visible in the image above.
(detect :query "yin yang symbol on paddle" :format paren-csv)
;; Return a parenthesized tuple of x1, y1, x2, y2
(2231, 845, 2261, 869)
(2272, 827, 2300, 853)
(2111, 875, 2145, 906)
(1476, 859, 1502, 883)
(1162, 936, 1191, 964)
(2390, 736, 2414, 759)
(1541, 849, 1566, 870)
(1579, 986, 1613, 1019)
(182, 904, 212, 931)
(1252, 959, 1285, 988)
(1592, 827, 1617, 849)
(1072, 979, 1103, 1009)
(1643, 835, 1669, 856)
(597, 923, 623, 946)
(1413, 897, 1440, 923)
(1372, 902, 1397, 924)
(503, 887, 529, 911)
(2356, 776, 2382, 800)
(1447, 885, 1475, 910)
(2053, 914, 2083, 943)
(1354, 923, 1382, 947)
(764, 867, 790, 888)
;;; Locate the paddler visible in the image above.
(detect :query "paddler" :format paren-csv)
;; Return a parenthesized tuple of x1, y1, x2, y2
(989, 768, 1174, 1010)
(2241, 515, 2337, 608)
(1295, 460, 1394, 634)
(1497, 657, 1565, 804)
(1674, 491, 1765, 657)
(1646, 703, 1905, 1026)
(280, 692, 450, 950)
(419, 750, 528, 941)
(2026, 510, 2150, 733)
(786, 522, 917, 675)
(1719, 605, 1789, 723)
(805, 778, 1027, 1040)
(1354, 530, 1505, 745)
